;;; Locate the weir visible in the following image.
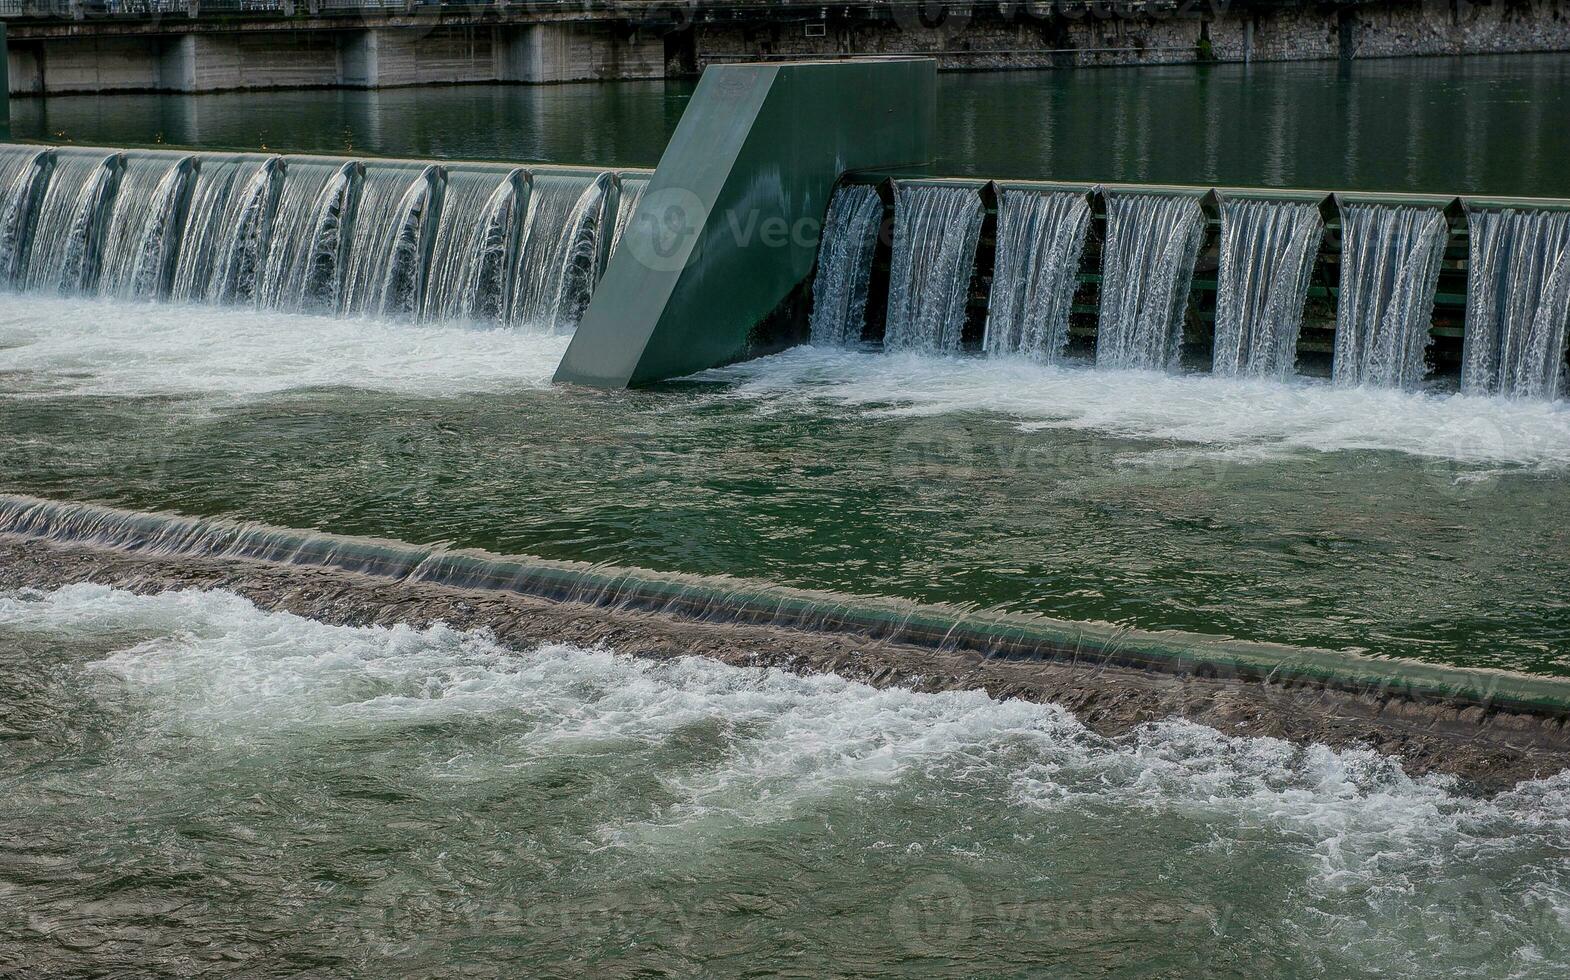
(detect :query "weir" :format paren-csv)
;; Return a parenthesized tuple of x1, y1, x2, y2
(4, 58, 1570, 397)
(5, 492, 1570, 720)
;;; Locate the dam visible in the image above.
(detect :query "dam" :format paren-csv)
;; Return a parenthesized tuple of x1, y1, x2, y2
(4, 49, 1570, 976)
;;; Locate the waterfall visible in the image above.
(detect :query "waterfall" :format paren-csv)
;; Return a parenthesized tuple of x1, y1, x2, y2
(256, 159, 359, 313)
(97, 154, 196, 300)
(1461, 208, 1570, 401)
(883, 184, 984, 353)
(983, 188, 1091, 361)
(1211, 199, 1324, 379)
(19, 150, 122, 294)
(0, 147, 52, 285)
(420, 167, 526, 325)
(1332, 204, 1449, 390)
(809, 184, 885, 347)
(610, 175, 649, 261)
(171, 155, 280, 304)
(509, 172, 611, 334)
(1096, 193, 1207, 371)
(340, 164, 439, 319)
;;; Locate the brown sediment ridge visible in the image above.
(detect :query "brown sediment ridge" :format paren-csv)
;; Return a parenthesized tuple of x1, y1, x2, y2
(1, 493, 1567, 791)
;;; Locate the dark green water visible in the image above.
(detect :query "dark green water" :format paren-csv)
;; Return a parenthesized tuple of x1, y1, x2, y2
(11, 54, 1570, 196)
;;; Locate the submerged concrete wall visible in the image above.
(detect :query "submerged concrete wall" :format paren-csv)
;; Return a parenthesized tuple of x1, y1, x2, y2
(556, 58, 935, 388)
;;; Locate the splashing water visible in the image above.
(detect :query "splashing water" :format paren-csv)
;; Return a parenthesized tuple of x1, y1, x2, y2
(809, 184, 885, 347)
(1096, 192, 1207, 371)
(983, 188, 1092, 362)
(1462, 208, 1570, 400)
(1332, 204, 1449, 390)
(509, 172, 611, 334)
(1211, 198, 1323, 379)
(883, 183, 984, 354)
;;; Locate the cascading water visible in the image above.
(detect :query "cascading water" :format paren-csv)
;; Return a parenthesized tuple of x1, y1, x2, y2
(0, 146, 52, 285)
(1096, 193, 1207, 371)
(171, 155, 280, 304)
(510, 172, 611, 334)
(96, 154, 196, 300)
(256, 159, 359, 314)
(1332, 204, 1449, 390)
(983, 188, 1091, 361)
(808, 184, 885, 347)
(610, 175, 649, 261)
(420, 167, 526, 325)
(883, 183, 984, 353)
(1461, 208, 1570, 400)
(340, 164, 439, 319)
(19, 150, 122, 294)
(1210, 199, 1323, 379)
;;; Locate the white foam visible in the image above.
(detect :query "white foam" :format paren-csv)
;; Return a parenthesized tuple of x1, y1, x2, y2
(703, 347, 1570, 470)
(0, 295, 570, 399)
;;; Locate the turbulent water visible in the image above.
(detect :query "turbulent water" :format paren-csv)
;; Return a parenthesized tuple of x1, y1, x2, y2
(18, 150, 120, 294)
(983, 188, 1092, 362)
(339, 164, 438, 318)
(256, 159, 356, 313)
(808, 184, 885, 347)
(1211, 199, 1324, 379)
(1332, 204, 1451, 390)
(0, 584, 1568, 975)
(170, 155, 277, 304)
(1462, 208, 1570, 400)
(1096, 192, 1208, 370)
(96, 153, 194, 300)
(883, 183, 985, 354)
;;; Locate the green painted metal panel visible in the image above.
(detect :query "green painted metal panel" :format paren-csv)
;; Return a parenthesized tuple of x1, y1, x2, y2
(555, 58, 936, 388)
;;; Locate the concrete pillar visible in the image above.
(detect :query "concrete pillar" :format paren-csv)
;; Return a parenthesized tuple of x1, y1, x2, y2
(158, 36, 198, 93)
(501, 23, 664, 84)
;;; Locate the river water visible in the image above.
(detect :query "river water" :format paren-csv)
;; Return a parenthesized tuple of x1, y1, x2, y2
(3, 55, 1570, 975)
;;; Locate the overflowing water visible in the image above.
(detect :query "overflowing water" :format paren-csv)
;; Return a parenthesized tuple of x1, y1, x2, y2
(1096, 192, 1208, 370)
(883, 183, 985, 353)
(2, 584, 1570, 974)
(1462, 208, 1570, 400)
(983, 188, 1092, 361)
(808, 184, 885, 347)
(255, 158, 357, 313)
(339, 164, 438, 318)
(96, 153, 195, 300)
(170, 155, 279, 304)
(510, 172, 612, 333)
(610, 174, 649, 260)
(1211, 199, 1324, 379)
(1332, 204, 1451, 390)
(0, 143, 627, 332)
(419, 166, 525, 324)
(0, 146, 51, 284)
(18, 150, 121, 294)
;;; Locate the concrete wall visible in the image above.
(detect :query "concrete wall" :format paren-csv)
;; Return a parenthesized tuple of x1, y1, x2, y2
(501, 23, 664, 84)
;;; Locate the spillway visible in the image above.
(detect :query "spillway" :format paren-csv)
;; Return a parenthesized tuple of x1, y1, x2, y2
(340, 163, 439, 318)
(19, 149, 120, 294)
(420, 165, 526, 325)
(170, 155, 279, 305)
(1332, 204, 1450, 390)
(0, 142, 633, 334)
(983, 188, 1092, 362)
(509, 172, 611, 334)
(883, 183, 984, 354)
(1462, 208, 1570, 400)
(1095, 192, 1207, 371)
(0, 146, 50, 285)
(1211, 198, 1323, 379)
(97, 152, 195, 300)
(808, 184, 884, 347)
